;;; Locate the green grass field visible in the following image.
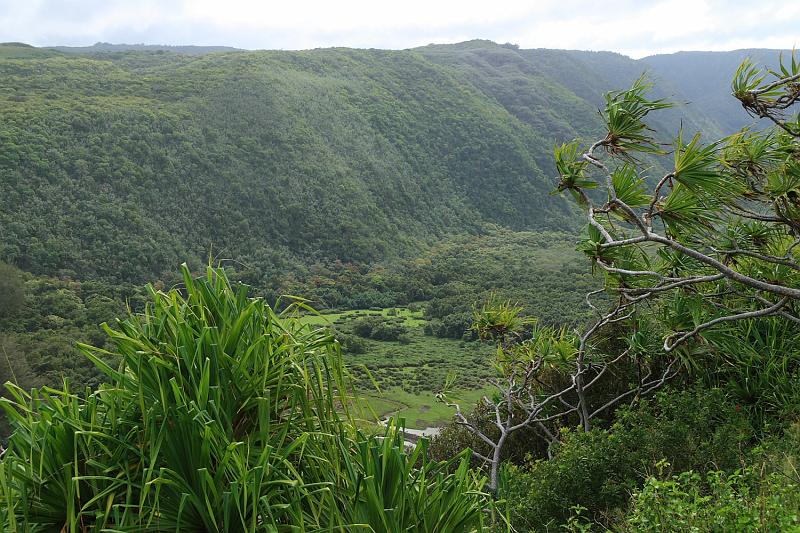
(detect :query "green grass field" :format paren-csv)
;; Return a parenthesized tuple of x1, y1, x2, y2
(301, 307, 427, 327)
(353, 387, 493, 428)
(300, 307, 495, 428)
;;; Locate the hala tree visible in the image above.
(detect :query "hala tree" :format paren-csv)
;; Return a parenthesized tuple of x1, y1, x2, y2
(441, 51, 800, 493)
(556, 53, 800, 350)
(440, 297, 669, 493)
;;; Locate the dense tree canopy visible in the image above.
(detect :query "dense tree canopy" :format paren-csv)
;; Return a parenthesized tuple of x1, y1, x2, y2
(0, 40, 737, 285)
(0, 262, 24, 319)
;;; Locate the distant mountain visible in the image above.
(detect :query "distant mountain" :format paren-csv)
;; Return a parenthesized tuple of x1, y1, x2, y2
(417, 42, 726, 141)
(0, 42, 63, 59)
(642, 49, 788, 133)
(51, 42, 241, 55)
(0, 41, 781, 283)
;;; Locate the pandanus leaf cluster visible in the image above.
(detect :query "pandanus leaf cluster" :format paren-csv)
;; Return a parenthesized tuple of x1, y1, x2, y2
(0, 265, 488, 531)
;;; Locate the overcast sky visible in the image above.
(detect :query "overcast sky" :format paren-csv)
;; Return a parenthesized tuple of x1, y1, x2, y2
(0, 0, 797, 58)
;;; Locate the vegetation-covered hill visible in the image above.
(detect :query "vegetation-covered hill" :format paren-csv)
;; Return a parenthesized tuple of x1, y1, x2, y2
(417, 42, 725, 141)
(0, 39, 783, 404)
(51, 42, 241, 55)
(642, 48, 786, 133)
(0, 39, 742, 286)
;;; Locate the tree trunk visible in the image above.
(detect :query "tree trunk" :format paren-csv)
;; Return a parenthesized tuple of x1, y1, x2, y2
(489, 432, 507, 494)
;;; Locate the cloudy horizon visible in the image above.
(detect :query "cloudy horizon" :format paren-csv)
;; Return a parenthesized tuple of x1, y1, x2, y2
(0, 0, 798, 59)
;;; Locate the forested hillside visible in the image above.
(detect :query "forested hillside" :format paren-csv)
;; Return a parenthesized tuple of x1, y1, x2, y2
(418, 42, 724, 140)
(0, 40, 773, 400)
(642, 49, 785, 133)
(0, 40, 739, 287)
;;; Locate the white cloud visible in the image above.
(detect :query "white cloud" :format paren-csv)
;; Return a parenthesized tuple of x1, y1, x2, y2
(0, 0, 796, 56)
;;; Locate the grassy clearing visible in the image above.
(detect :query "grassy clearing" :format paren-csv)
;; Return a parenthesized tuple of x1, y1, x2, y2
(345, 328, 494, 390)
(301, 307, 495, 428)
(356, 387, 493, 428)
(300, 307, 427, 327)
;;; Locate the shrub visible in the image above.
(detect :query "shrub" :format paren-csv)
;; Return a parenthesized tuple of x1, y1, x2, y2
(352, 316, 409, 341)
(371, 321, 407, 341)
(503, 388, 754, 531)
(424, 312, 474, 339)
(353, 316, 380, 337)
(623, 468, 800, 532)
(335, 331, 369, 353)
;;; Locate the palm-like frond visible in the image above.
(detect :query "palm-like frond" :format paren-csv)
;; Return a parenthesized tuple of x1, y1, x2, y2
(771, 49, 800, 80)
(611, 163, 650, 209)
(673, 132, 736, 201)
(553, 140, 596, 205)
(471, 294, 533, 341)
(657, 184, 719, 237)
(601, 75, 673, 156)
(732, 58, 771, 99)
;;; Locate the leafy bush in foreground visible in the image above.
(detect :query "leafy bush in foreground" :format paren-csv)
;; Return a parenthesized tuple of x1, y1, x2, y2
(503, 388, 753, 531)
(0, 265, 488, 531)
(622, 468, 800, 532)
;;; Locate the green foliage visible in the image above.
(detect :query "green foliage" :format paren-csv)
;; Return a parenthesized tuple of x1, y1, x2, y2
(471, 294, 532, 341)
(732, 58, 771, 98)
(610, 164, 649, 209)
(0, 265, 490, 530)
(0, 44, 592, 285)
(2, 41, 796, 531)
(509, 323, 579, 370)
(352, 315, 409, 341)
(286, 230, 599, 338)
(424, 312, 474, 340)
(0, 262, 24, 320)
(323, 308, 496, 417)
(336, 331, 369, 354)
(671, 132, 729, 197)
(623, 468, 800, 532)
(0, 274, 140, 403)
(698, 316, 800, 423)
(555, 140, 595, 202)
(601, 76, 673, 156)
(0, 41, 738, 290)
(411, 231, 600, 332)
(733, 50, 800, 102)
(553, 52, 800, 442)
(350, 422, 489, 532)
(503, 388, 754, 531)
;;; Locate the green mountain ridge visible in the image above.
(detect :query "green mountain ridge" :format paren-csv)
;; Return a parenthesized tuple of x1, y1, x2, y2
(0, 40, 777, 285)
(641, 49, 787, 133)
(51, 42, 242, 55)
